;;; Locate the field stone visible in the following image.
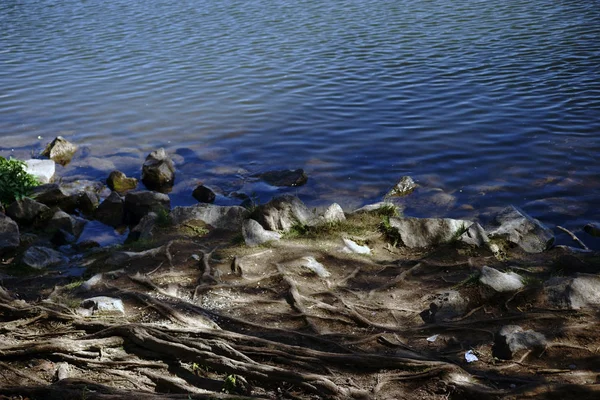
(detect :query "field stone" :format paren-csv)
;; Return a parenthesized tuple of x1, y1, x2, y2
(47, 210, 87, 239)
(21, 246, 66, 269)
(487, 206, 554, 253)
(0, 214, 19, 255)
(421, 290, 468, 323)
(492, 325, 546, 360)
(107, 170, 138, 194)
(141, 148, 176, 192)
(5, 198, 52, 225)
(256, 194, 314, 232)
(127, 212, 157, 242)
(124, 191, 170, 225)
(242, 219, 282, 247)
(388, 217, 474, 248)
(170, 203, 248, 231)
(479, 266, 524, 293)
(40, 136, 78, 165)
(544, 274, 600, 310)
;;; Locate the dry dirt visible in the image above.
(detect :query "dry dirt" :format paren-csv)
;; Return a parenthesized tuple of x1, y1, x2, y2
(1, 214, 599, 399)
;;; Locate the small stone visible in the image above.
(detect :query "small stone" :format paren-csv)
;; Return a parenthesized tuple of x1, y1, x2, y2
(40, 136, 78, 165)
(170, 203, 248, 231)
(492, 325, 546, 360)
(80, 296, 125, 315)
(192, 185, 216, 203)
(584, 223, 600, 237)
(107, 170, 138, 194)
(141, 148, 175, 192)
(341, 238, 371, 255)
(384, 176, 417, 198)
(321, 203, 345, 223)
(479, 266, 524, 293)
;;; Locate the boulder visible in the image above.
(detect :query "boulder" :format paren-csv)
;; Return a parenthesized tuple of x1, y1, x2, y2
(31, 180, 104, 213)
(192, 184, 216, 203)
(21, 246, 66, 269)
(80, 296, 125, 315)
(479, 266, 524, 293)
(320, 203, 345, 223)
(242, 219, 282, 247)
(95, 192, 125, 227)
(107, 170, 138, 194)
(388, 217, 474, 248)
(256, 169, 308, 187)
(492, 325, 546, 360)
(384, 175, 417, 198)
(255, 194, 314, 232)
(124, 191, 170, 225)
(23, 159, 55, 184)
(486, 206, 554, 253)
(460, 222, 490, 248)
(47, 210, 87, 240)
(170, 203, 248, 231)
(544, 274, 600, 310)
(420, 290, 468, 323)
(141, 148, 175, 192)
(40, 136, 78, 165)
(5, 198, 52, 225)
(584, 222, 600, 237)
(0, 214, 19, 255)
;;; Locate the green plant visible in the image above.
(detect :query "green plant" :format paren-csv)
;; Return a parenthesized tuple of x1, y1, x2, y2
(222, 374, 237, 394)
(155, 207, 171, 227)
(0, 156, 40, 205)
(378, 216, 402, 247)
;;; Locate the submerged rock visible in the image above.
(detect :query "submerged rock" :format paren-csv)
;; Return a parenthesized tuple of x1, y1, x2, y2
(492, 325, 546, 360)
(0, 214, 19, 255)
(141, 148, 175, 192)
(24, 159, 55, 184)
(255, 194, 314, 232)
(40, 136, 78, 165)
(388, 217, 475, 248)
(242, 219, 282, 247)
(257, 169, 308, 187)
(486, 206, 554, 253)
(107, 170, 138, 194)
(21, 246, 66, 269)
(584, 222, 600, 237)
(192, 184, 216, 203)
(384, 175, 417, 198)
(170, 203, 248, 231)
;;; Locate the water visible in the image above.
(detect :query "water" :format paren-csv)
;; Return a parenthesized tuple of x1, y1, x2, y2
(1, 0, 599, 248)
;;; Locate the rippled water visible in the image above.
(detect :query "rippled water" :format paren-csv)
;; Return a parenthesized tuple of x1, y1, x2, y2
(1, 0, 599, 247)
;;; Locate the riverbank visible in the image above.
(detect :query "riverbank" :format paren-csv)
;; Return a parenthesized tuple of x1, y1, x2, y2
(1, 143, 600, 399)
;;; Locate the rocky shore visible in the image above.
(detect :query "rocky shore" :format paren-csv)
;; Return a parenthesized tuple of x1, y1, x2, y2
(1, 137, 599, 399)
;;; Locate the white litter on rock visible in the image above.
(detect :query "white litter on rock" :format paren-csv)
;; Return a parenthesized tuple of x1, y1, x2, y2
(342, 238, 371, 255)
(301, 256, 330, 278)
(426, 334, 439, 342)
(465, 350, 478, 363)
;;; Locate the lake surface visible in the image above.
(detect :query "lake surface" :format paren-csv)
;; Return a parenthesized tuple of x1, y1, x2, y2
(1, 0, 599, 248)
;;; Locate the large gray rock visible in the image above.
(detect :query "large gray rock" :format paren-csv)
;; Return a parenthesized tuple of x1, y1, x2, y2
(420, 290, 468, 323)
(384, 175, 417, 198)
(492, 325, 546, 360)
(256, 169, 308, 187)
(388, 217, 475, 248)
(487, 206, 554, 253)
(31, 180, 104, 214)
(479, 266, 524, 293)
(320, 203, 345, 224)
(40, 136, 78, 166)
(255, 194, 314, 232)
(141, 148, 175, 192)
(170, 203, 248, 231)
(23, 159, 55, 184)
(107, 170, 138, 194)
(544, 274, 600, 310)
(95, 191, 125, 227)
(124, 191, 170, 225)
(21, 246, 66, 269)
(242, 219, 282, 247)
(5, 198, 52, 225)
(0, 214, 19, 255)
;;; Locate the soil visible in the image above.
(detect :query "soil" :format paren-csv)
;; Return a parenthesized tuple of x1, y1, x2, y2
(1, 212, 599, 400)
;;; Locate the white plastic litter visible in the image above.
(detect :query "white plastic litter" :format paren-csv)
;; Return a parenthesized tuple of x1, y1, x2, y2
(426, 334, 439, 342)
(465, 350, 478, 363)
(342, 238, 371, 255)
(302, 256, 331, 278)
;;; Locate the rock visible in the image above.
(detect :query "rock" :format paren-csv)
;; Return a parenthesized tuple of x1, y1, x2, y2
(192, 185, 216, 203)
(420, 290, 468, 323)
(460, 222, 490, 248)
(320, 203, 345, 223)
(257, 169, 308, 187)
(127, 212, 157, 242)
(77, 190, 100, 216)
(0, 214, 19, 255)
(124, 191, 170, 225)
(170, 203, 248, 231)
(341, 238, 371, 255)
(255, 194, 314, 232)
(242, 219, 282, 247)
(352, 202, 403, 215)
(47, 211, 87, 240)
(544, 274, 600, 310)
(141, 148, 175, 192)
(492, 325, 546, 360)
(95, 191, 125, 227)
(81, 273, 103, 291)
(23, 159, 55, 184)
(584, 223, 600, 237)
(80, 296, 125, 315)
(21, 246, 66, 269)
(5, 198, 52, 225)
(479, 266, 524, 293)
(40, 136, 78, 165)
(31, 180, 104, 213)
(487, 206, 554, 253)
(388, 217, 474, 248)
(107, 170, 138, 194)
(384, 176, 417, 198)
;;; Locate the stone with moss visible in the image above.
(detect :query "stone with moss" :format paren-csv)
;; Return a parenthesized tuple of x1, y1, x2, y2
(107, 170, 138, 194)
